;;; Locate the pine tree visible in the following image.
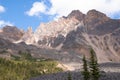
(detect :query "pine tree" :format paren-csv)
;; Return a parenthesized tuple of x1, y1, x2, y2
(82, 55, 90, 80)
(89, 49, 100, 80)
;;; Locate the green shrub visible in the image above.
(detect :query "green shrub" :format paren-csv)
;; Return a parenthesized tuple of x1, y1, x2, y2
(0, 57, 63, 80)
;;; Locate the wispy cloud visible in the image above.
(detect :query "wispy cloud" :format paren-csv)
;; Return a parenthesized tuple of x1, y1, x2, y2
(0, 20, 14, 28)
(26, 1, 47, 16)
(0, 5, 5, 13)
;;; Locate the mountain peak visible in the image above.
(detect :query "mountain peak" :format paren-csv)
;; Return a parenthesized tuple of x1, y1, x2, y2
(86, 9, 108, 19)
(2, 26, 17, 32)
(67, 10, 85, 21)
(27, 27, 33, 33)
(0, 26, 24, 41)
(84, 9, 110, 27)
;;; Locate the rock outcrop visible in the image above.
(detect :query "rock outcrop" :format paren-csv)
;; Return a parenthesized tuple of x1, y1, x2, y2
(0, 26, 24, 42)
(21, 27, 35, 44)
(67, 10, 85, 21)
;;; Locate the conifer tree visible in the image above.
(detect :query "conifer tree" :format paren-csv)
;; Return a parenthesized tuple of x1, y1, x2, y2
(82, 55, 90, 80)
(89, 49, 100, 80)
(67, 72, 72, 80)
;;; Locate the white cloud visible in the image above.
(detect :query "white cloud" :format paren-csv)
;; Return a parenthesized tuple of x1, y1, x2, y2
(0, 20, 14, 28)
(26, 0, 120, 19)
(0, 5, 5, 13)
(48, 0, 120, 19)
(26, 1, 47, 16)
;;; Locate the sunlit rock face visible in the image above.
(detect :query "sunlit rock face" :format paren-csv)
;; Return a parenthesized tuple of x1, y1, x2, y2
(34, 11, 82, 47)
(20, 27, 36, 44)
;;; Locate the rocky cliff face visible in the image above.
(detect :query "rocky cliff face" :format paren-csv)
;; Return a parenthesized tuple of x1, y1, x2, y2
(81, 10, 120, 62)
(20, 27, 35, 44)
(34, 16, 80, 47)
(21, 9, 120, 63)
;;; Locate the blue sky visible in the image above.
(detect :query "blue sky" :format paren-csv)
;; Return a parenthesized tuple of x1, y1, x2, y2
(0, 0, 53, 31)
(0, 0, 120, 31)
